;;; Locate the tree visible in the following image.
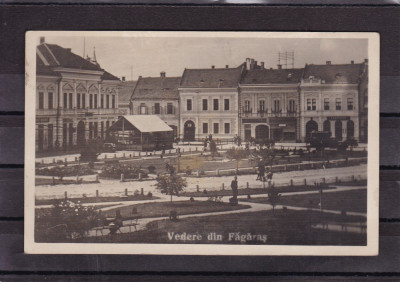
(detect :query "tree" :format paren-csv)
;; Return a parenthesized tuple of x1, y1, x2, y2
(267, 185, 281, 216)
(155, 173, 187, 204)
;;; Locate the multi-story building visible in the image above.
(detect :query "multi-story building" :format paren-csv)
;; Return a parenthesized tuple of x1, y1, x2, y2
(358, 60, 369, 143)
(299, 61, 364, 141)
(36, 38, 120, 152)
(239, 59, 303, 142)
(179, 65, 245, 141)
(130, 72, 180, 138)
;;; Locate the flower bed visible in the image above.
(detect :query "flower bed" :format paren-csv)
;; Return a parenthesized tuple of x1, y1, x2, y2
(36, 165, 96, 178)
(99, 163, 148, 180)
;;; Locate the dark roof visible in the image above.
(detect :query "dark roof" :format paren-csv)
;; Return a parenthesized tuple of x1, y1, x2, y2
(303, 63, 363, 84)
(180, 64, 244, 88)
(132, 76, 181, 100)
(241, 68, 303, 84)
(119, 81, 137, 103)
(36, 43, 119, 81)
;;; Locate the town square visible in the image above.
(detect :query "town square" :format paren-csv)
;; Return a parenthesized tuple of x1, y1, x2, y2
(29, 32, 373, 249)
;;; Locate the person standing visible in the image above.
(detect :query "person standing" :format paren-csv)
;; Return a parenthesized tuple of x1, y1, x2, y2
(230, 176, 238, 205)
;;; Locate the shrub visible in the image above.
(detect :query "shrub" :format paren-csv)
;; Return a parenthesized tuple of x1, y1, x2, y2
(147, 165, 156, 174)
(36, 165, 96, 178)
(35, 200, 99, 241)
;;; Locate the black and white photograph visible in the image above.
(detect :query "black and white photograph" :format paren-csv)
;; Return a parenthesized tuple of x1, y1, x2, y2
(25, 31, 379, 255)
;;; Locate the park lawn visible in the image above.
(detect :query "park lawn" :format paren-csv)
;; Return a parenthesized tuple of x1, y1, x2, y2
(241, 189, 367, 213)
(180, 185, 334, 198)
(35, 194, 159, 206)
(79, 209, 366, 245)
(101, 200, 251, 219)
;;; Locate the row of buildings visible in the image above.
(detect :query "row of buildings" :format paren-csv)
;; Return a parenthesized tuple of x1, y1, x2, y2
(35, 39, 368, 152)
(129, 58, 368, 144)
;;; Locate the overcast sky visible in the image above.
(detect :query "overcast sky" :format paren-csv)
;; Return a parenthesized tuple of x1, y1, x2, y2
(42, 35, 368, 80)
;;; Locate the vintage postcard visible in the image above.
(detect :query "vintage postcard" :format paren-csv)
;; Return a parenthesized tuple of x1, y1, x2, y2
(25, 31, 379, 255)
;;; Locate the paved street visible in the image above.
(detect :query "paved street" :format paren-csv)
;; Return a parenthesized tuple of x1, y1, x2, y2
(35, 164, 367, 200)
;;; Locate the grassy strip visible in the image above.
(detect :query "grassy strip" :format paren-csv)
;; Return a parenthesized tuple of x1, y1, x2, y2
(101, 200, 251, 220)
(77, 209, 366, 245)
(180, 185, 334, 198)
(241, 189, 367, 213)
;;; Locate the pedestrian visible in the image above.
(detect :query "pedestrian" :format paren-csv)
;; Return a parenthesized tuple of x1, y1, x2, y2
(203, 137, 208, 150)
(161, 143, 166, 155)
(230, 176, 238, 205)
(237, 136, 242, 147)
(257, 163, 265, 181)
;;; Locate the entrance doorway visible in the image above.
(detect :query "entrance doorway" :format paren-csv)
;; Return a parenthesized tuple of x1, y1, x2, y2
(255, 125, 270, 141)
(183, 120, 195, 141)
(347, 120, 354, 138)
(306, 120, 318, 138)
(335, 120, 343, 140)
(77, 120, 86, 148)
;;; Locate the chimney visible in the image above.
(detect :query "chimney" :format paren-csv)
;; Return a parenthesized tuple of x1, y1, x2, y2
(139, 75, 142, 79)
(211, 65, 215, 69)
(326, 61, 331, 65)
(160, 71, 166, 78)
(250, 59, 255, 70)
(351, 60, 354, 64)
(364, 59, 369, 63)
(246, 58, 251, 70)
(122, 76, 126, 81)
(225, 65, 229, 69)
(277, 64, 282, 70)
(40, 37, 45, 44)
(260, 62, 264, 69)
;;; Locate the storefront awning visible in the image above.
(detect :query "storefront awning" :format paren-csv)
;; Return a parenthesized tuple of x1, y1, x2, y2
(108, 115, 173, 133)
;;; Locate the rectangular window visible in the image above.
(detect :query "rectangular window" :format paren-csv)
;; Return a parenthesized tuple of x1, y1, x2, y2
(213, 99, 219, 110)
(187, 99, 192, 111)
(48, 92, 53, 109)
(89, 94, 93, 109)
(203, 123, 208, 134)
(202, 99, 208, 111)
(112, 95, 115, 109)
(167, 103, 173, 114)
(312, 99, 316, 111)
(274, 100, 280, 112)
(77, 93, 81, 109)
(288, 99, 296, 112)
(347, 98, 353, 110)
(94, 94, 98, 109)
(213, 123, 219, 134)
(69, 93, 73, 109)
(154, 103, 161, 114)
(224, 99, 230, 111)
(140, 103, 147, 114)
(336, 98, 342, 110)
(224, 123, 230, 134)
(307, 98, 316, 111)
(101, 94, 104, 108)
(324, 98, 330, 110)
(63, 93, 68, 108)
(38, 92, 44, 109)
(82, 94, 86, 109)
(106, 95, 110, 109)
(259, 100, 265, 111)
(244, 100, 251, 112)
